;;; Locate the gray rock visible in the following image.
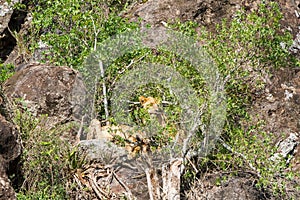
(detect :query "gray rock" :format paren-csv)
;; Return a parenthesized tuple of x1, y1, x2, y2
(4, 63, 87, 124)
(78, 139, 128, 164)
(289, 32, 300, 54)
(270, 133, 299, 163)
(78, 139, 149, 199)
(0, 0, 19, 33)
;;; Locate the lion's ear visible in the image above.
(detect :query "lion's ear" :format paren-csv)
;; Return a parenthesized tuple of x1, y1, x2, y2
(139, 96, 146, 104)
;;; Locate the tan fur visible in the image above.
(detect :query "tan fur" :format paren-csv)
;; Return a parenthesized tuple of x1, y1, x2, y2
(87, 119, 149, 155)
(86, 97, 168, 156)
(139, 96, 166, 126)
(139, 96, 159, 109)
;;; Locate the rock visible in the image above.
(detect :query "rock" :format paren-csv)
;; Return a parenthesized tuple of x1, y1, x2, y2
(291, 145, 300, 172)
(206, 177, 269, 200)
(0, 155, 16, 200)
(0, 114, 21, 200)
(77, 139, 149, 199)
(78, 139, 128, 163)
(289, 32, 300, 57)
(187, 174, 272, 200)
(3, 63, 87, 124)
(270, 133, 299, 163)
(126, 0, 223, 29)
(0, 0, 19, 33)
(125, 0, 255, 31)
(0, 115, 21, 162)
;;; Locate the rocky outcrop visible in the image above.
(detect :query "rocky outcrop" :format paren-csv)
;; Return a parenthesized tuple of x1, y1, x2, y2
(0, 0, 28, 63)
(0, 0, 19, 33)
(3, 63, 88, 143)
(126, 0, 300, 35)
(125, 0, 239, 30)
(0, 114, 21, 200)
(187, 174, 271, 200)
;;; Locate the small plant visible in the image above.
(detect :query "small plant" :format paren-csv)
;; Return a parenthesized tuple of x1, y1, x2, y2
(8, 27, 31, 63)
(0, 63, 15, 84)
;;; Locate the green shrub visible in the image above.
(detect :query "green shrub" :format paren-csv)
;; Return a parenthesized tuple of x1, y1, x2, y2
(200, 2, 294, 121)
(13, 109, 84, 199)
(195, 1, 298, 195)
(0, 63, 15, 84)
(28, 0, 139, 69)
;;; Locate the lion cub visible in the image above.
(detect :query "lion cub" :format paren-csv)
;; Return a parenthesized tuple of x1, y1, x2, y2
(138, 96, 166, 127)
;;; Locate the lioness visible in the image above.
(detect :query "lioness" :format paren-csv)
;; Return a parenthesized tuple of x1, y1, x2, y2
(87, 119, 149, 155)
(86, 96, 170, 155)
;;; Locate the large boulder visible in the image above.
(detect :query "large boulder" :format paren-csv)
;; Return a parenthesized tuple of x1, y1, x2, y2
(3, 63, 88, 143)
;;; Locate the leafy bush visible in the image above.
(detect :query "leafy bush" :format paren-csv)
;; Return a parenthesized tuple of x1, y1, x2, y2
(163, 2, 298, 197)
(0, 63, 15, 84)
(28, 0, 139, 68)
(201, 2, 294, 121)
(195, 2, 298, 195)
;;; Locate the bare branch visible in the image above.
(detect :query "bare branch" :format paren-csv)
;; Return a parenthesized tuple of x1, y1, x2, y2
(219, 138, 261, 177)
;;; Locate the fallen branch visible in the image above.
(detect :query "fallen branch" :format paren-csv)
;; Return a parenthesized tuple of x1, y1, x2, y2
(113, 171, 134, 200)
